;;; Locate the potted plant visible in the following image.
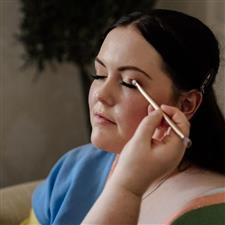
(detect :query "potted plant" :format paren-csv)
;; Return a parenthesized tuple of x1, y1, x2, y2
(18, 0, 156, 130)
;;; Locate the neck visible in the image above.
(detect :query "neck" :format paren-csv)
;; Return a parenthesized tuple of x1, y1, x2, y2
(142, 168, 180, 200)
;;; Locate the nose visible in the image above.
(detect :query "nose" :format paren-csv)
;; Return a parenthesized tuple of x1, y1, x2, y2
(94, 79, 115, 106)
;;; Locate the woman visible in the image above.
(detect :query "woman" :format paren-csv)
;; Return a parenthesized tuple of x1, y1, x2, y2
(21, 9, 225, 225)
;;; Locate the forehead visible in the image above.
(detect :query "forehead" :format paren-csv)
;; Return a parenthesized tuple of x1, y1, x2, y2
(97, 26, 164, 70)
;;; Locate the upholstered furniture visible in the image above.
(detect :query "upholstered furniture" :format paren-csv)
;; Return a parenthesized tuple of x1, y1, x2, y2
(0, 180, 41, 225)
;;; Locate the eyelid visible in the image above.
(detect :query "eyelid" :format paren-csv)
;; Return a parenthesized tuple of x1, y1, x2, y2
(120, 80, 137, 89)
(91, 74, 139, 89)
(90, 74, 107, 79)
(122, 76, 144, 87)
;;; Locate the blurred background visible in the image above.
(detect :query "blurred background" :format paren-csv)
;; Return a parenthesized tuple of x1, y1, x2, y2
(0, 0, 224, 188)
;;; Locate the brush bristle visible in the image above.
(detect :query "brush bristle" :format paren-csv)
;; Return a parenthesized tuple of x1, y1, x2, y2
(131, 80, 137, 85)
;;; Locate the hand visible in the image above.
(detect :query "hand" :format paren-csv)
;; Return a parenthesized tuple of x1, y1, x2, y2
(110, 105, 190, 197)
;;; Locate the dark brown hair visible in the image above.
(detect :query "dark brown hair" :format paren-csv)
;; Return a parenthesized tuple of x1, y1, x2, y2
(103, 9, 225, 174)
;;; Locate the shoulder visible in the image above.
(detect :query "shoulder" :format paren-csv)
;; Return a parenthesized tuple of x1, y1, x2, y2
(53, 143, 115, 177)
(34, 143, 113, 191)
(32, 144, 115, 224)
(47, 143, 109, 169)
(64, 143, 105, 160)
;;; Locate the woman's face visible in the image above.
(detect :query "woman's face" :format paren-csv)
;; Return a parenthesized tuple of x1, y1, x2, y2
(89, 26, 177, 153)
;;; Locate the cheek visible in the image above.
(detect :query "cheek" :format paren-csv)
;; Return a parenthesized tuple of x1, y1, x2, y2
(117, 96, 148, 138)
(149, 81, 176, 106)
(139, 87, 175, 111)
(88, 83, 95, 110)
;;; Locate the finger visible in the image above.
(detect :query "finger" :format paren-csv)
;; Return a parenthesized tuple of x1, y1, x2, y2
(160, 105, 191, 148)
(147, 104, 155, 114)
(133, 109, 163, 141)
(148, 105, 168, 141)
(152, 126, 169, 141)
(161, 104, 190, 137)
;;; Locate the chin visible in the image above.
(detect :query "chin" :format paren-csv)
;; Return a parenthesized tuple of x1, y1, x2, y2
(91, 135, 123, 154)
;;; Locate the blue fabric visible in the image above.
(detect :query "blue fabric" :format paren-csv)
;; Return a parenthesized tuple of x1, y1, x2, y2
(32, 144, 116, 225)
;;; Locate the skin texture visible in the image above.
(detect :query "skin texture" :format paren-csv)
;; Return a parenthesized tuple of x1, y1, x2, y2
(82, 106, 190, 224)
(82, 26, 191, 225)
(89, 26, 178, 153)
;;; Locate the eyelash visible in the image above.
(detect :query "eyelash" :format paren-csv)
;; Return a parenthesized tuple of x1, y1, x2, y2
(90, 74, 137, 89)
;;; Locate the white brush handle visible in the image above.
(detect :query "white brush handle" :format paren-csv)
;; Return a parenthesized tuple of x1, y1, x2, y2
(132, 80, 192, 148)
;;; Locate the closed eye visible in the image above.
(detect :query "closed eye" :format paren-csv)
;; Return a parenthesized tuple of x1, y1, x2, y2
(90, 74, 107, 80)
(91, 74, 137, 89)
(120, 80, 137, 89)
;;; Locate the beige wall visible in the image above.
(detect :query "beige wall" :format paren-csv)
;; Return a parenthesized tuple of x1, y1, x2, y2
(0, 0, 89, 187)
(1, 0, 224, 188)
(155, 0, 225, 114)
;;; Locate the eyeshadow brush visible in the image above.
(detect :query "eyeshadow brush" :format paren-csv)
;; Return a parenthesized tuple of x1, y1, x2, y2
(132, 80, 192, 148)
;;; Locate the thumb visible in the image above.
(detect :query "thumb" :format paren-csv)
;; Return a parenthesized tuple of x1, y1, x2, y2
(134, 109, 163, 141)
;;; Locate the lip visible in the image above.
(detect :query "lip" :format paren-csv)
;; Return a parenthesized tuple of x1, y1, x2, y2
(94, 112, 116, 125)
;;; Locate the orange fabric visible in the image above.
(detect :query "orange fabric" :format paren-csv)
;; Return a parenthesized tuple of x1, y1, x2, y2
(166, 190, 225, 224)
(178, 191, 225, 213)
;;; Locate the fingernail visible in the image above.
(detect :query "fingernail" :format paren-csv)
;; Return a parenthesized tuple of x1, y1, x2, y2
(166, 127, 172, 135)
(148, 105, 155, 114)
(148, 108, 161, 115)
(160, 104, 167, 110)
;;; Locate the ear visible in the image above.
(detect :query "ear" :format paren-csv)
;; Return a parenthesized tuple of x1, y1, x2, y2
(177, 90, 203, 120)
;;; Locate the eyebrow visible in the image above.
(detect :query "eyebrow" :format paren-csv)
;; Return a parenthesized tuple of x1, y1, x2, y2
(95, 57, 152, 80)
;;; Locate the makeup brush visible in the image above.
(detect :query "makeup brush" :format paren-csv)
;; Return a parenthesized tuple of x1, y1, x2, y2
(132, 80, 192, 148)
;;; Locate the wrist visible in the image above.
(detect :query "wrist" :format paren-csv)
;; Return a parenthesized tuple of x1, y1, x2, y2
(107, 175, 145, 198)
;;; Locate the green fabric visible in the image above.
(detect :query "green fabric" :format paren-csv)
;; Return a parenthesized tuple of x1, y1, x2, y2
(171, 203, 225, 225)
